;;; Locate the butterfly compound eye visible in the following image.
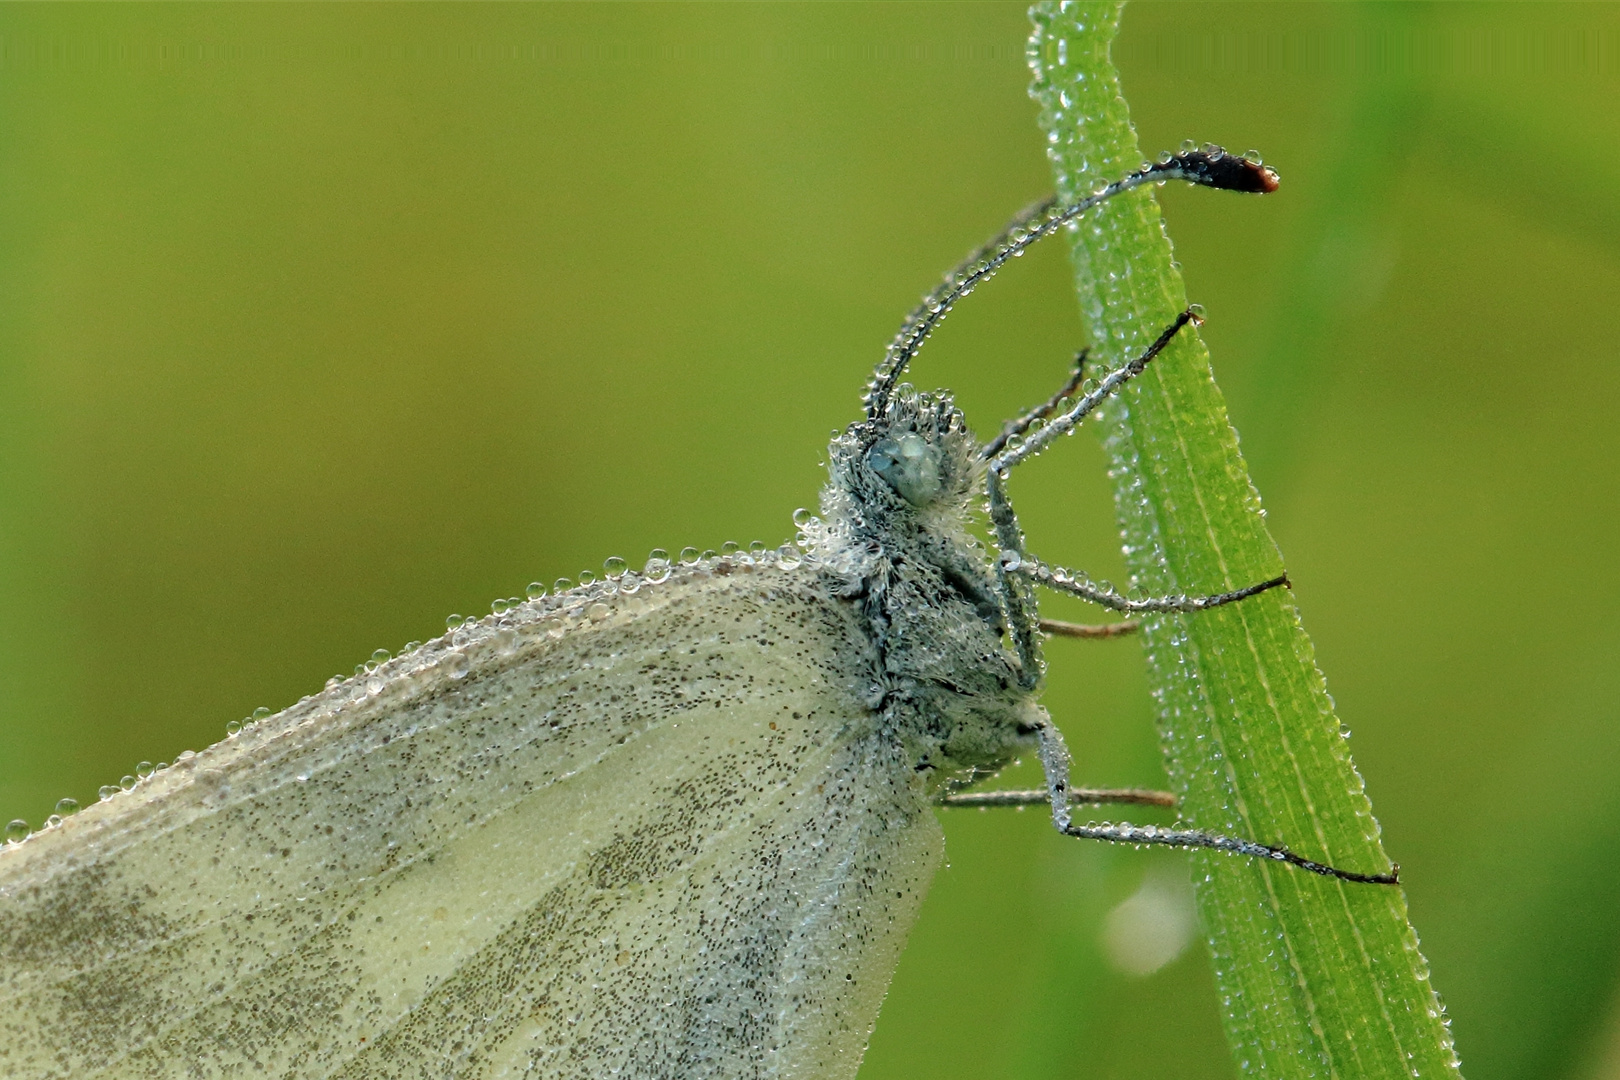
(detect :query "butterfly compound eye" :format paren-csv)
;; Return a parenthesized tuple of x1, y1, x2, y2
(867, 433, 945, 506)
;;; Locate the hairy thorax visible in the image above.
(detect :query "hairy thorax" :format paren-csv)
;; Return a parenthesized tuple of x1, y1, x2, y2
(804, 387, 1042, 792)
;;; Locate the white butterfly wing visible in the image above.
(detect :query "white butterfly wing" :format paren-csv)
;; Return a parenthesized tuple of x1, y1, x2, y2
(0, 559, 944, 1079)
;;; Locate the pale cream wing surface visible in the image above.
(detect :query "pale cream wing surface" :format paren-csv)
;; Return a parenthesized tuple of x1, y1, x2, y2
(0, 557, 944, 1079)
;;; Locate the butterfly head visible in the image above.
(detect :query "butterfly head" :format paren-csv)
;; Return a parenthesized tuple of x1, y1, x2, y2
(845, 385, 978, 513)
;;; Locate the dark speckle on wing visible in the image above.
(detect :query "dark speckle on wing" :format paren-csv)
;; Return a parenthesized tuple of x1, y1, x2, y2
(0, 559, 945, 1080)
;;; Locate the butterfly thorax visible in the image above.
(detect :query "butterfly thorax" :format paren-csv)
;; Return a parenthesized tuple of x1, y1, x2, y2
(808, 388, 1041, 790)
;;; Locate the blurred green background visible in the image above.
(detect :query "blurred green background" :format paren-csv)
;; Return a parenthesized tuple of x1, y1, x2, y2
(2, 4, 1616, 1078)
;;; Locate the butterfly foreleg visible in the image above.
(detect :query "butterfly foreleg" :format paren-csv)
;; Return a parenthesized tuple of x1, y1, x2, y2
(978, 348, 1088, 460)
(981, 307, 1201, 472)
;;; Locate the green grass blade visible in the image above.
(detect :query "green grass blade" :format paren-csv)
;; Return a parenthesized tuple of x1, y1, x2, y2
(1025, 5, 1463, 1077)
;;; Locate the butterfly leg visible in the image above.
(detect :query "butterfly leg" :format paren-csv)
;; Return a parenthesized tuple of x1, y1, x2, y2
(940, 786, 1174, 809)
(985, 470, 1045, 690)
(978, 307, 1269, 628)
(1010, 552, 1289, 616)
(978, 308, 1274, 674)
(986, 433, 1283, 642)
(979, 348, 1088, 460)
(981, 307, 1202, 472)
(1039, 617, 1138, 639)
(1029, 716, 1398, 886)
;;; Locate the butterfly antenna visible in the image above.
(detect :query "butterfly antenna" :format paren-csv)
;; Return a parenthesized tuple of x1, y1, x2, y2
(862, 146, 1277, 421)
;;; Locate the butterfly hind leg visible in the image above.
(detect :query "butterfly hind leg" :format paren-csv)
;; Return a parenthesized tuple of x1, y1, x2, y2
(1029, 713, 1399, 886)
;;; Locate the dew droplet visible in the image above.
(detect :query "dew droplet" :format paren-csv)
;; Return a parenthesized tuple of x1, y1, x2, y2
(446, 652, 470, 680)
(5, 820, 29, 844)
(137, 761, 155, 780)
(526, 581, 546, 601)
(44, 814, 62, 829)
(98, 785, 118, 801)
(446, 613, 464, 630)
(226, 719, 243, 737)
(778, 544, 802, 569)
(792, 508, 813, 527)
(603, 556, 628, 578)
(680, 547, 700, 565)
(491, 597, 510, 616)
(577, 571, 596, 586)
(54, 797, 79, 817)
(588, 603, 611, 621)
(371, 649, 390, 666)
(553, 578, 573, 593)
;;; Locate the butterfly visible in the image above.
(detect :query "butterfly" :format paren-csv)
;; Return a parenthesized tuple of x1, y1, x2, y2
(0, 148, 1392, 1080)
